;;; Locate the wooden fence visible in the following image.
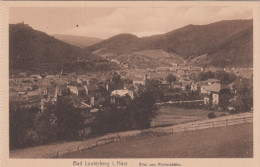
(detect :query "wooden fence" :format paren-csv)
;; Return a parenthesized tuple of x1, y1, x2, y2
(156, 116, 253, 134)
(47, 115, 252, 158)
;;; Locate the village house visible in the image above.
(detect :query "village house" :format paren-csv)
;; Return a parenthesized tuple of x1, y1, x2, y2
(67, 85, 78, 95)
(39, 85, 58, 102)
(10, 77, 35, 84)
(190, 82, 197, 91)
(206, 66, 219, 73)
(30, 74, 42, 81)
(191, 66, 202, 72)
(156, 67, 171, 71)
(40, 85, 69, 112)
(39, 76, 55, 87)
(201, 84, 209, 94)
(203, 83, 221, 107)
(110, 58, 121, 64)
(191, 81, 204, 92)
(110, 89, 134, 108)
(177, 69, 185, 75)
(133, 74, 148, 86)
(171, 63, 178, 67)
(77, 75, 89, 85)
(83, 83, 100, 106)
(161, 80, 170, 86)
(203, 83, 232, 108)
(192, 79, 221, 94)
(9, 88, 20, 102)
(67, 85, 86, 96)
(44, 74, 56, 80)
(56, 85, 70, 96)
(15, 87, 27, 95)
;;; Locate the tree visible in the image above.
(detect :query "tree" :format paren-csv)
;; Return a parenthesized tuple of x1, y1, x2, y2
(110, 73, 124, 90)
(111, 73, 121, 82)
(131, 91, 157, 129)
(146, 79, 164, 102)
(219, 89, 233, 108)
(54, 97, 85, 140)
(9, 104, 39, 149)
(232, 77, 253, 112)
(35, 112, 55, 144)
(166, 74, 177, 84)
(92, 90, 158, 134)
(198, 71, 214, 81)
(89, 78, 98, 85)
(234, 77, 252, 95)
(208, 112, 217, 119)
(31, 84, 39, 90)
(214, 70, 236, 85)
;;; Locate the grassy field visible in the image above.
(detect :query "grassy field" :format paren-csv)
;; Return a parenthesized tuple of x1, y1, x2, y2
(61, 123, 253, 158)
(151, 105, 214, 127)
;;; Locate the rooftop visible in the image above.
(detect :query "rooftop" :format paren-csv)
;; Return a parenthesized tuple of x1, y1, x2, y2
(205, 83, 221, 93)
(111, 89, 134, 99)
(205, 78, 220, 83)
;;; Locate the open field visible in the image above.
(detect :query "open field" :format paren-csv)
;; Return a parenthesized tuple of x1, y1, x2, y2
(61, 123, 253, 158)
(151, 105, 213, 127)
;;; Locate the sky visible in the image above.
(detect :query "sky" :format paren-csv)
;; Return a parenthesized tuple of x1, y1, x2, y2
(9, 6, 252, 39)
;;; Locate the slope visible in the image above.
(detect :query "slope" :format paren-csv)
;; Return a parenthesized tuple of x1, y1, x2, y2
(87, 19, 253, 68)
(53, 34, 103, 48)
(9, 23, 117, 73)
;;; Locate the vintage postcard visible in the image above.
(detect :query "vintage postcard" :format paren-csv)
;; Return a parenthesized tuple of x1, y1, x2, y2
(1, 1, 260, 167)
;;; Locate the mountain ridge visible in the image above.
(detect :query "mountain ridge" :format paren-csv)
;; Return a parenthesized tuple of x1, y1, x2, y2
(9, 19, 253, 74)
(86, 19, 253, 68)
(9, 23, 118, 74)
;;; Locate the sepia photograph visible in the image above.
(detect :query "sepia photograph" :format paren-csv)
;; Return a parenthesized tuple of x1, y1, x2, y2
(1, 1, 260, 167)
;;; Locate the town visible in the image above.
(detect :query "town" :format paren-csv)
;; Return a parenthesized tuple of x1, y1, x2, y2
(9, 61, 253, 149)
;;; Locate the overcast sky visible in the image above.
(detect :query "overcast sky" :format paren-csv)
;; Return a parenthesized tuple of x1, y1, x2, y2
(9, 6, 252, 39)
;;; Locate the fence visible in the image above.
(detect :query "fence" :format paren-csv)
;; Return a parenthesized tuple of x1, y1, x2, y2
(156, 100, 203, 105)
(155, 116, 253, 134)
(45, 115, 252, 158)
(47, 136, 122, 158)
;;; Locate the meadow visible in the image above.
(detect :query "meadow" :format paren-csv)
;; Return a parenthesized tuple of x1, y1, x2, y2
(62, 123, 253, 158)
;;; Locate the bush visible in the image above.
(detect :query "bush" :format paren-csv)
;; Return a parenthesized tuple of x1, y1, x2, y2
(229, 109, 239, 115)
(208, 112, 217, 119)
(219, 113, 227, 117)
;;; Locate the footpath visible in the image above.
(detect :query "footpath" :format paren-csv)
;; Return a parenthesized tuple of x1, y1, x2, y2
(10, 112, 253, 158)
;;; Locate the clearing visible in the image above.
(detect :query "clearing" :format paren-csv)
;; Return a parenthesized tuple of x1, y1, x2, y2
(151, 105, 214, 127)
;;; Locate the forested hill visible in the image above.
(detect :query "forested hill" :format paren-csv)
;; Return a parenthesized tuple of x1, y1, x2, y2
(9, 23, 117, 74)
(87, 19, 253, 68)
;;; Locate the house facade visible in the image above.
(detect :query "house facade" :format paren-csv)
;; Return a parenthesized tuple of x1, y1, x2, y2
(203, 83, 232, 108)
